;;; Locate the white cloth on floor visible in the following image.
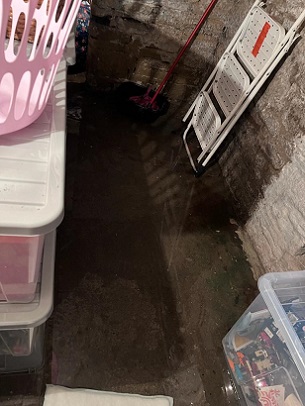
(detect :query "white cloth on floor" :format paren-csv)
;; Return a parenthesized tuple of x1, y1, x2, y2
(44, 385, 174, 406)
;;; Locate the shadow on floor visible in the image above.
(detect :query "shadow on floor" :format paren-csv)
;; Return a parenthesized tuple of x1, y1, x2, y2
(0, 81, 257, 406)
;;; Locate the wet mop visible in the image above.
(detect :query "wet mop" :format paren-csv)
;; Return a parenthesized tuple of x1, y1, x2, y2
(44, 385, 173, 406)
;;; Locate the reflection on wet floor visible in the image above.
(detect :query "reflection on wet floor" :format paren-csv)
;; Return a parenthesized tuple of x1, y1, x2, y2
(0, 82, 257, 406)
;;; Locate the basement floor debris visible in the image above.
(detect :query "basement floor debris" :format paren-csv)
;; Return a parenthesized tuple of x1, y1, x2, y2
(0, 80, 257, 406)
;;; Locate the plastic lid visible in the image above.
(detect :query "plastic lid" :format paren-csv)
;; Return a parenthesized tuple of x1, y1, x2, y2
(0, 230, 55, 329)
(0, 61, 66, 236)
(258, 271, 305, 385)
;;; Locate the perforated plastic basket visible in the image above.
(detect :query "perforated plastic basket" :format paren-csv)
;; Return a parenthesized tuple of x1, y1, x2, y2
(0, 0, 81, 135)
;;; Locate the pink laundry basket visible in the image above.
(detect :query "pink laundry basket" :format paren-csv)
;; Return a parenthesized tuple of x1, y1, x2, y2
(0, 0, 81, 135)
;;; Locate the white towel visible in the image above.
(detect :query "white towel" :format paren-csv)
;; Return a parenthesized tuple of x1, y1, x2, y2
(44, 385, 174, 406)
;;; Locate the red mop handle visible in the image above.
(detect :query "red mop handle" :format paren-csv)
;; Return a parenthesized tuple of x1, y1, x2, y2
(150, 0, 219, 106)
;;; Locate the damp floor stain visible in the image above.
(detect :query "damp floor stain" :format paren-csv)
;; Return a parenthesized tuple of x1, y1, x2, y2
(0, 81, 257, 406)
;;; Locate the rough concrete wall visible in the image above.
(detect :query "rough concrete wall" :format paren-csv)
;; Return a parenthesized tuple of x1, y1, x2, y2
(88, 0, 253, 112)
(237, 138, 305, 279)
(219, 1, 305, 278)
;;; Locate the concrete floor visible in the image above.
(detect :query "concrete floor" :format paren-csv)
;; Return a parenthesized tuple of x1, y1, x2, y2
(0, 80, 257, 406)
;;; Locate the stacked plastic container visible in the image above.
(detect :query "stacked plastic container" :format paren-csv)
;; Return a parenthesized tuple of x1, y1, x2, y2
(0, 60, 66, 373)
(223, 271, 305, 406)
(0, 0, 81, 373)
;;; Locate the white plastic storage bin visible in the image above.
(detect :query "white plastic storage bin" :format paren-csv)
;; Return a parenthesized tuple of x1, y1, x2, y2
(0, 231, 55, 373)
(0, 60, 66, 303)
(223, 271, 305, 406)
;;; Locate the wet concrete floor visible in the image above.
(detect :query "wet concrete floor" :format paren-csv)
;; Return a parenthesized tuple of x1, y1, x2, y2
(0, 80, 257, 405)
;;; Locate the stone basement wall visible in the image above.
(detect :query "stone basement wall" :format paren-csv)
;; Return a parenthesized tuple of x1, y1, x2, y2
(219, 1, 305, 279)
(89, 0, 305, 279)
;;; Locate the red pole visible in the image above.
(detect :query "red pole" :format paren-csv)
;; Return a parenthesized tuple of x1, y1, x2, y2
(149, 0, 219, 106)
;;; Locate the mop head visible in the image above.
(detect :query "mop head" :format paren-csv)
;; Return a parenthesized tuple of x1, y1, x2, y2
(129, 89, 160, 112)
(116, 82, 170, 123)
(44, 385, 174, 406)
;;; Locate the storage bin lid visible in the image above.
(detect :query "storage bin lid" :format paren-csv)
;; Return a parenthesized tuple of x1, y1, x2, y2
(0, 231, 55, 329)
(258, 271, 305, 386)
(0, 61, 66, 236)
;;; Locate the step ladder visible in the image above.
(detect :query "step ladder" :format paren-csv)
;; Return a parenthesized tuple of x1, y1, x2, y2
(182, 1, 305, 174)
